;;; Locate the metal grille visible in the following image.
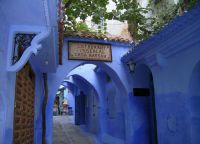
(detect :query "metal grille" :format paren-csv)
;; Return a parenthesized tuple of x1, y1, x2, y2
(12, 34, 36, 64)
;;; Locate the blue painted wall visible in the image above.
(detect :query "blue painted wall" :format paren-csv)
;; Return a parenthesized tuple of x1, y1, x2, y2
(0, 1, 57, 143)
(1, 1, 200, 144)
(1, 1, 129, 144)
(127, 64, 157, 144)
(104, 75, 126, 141)
(67, 65, 126, 143)
(64, 89, 75, 115)
(73, 75, 100, 134)
(0, 4, 9, 143)
(122, 3, 200, 144)
(46, 37, 130, 144)
(189, 61, 200, 144)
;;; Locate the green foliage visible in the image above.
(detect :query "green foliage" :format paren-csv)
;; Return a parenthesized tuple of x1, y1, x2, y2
(147, 0, 199, 40)
(111, 0, 199, 42)
(74, 21, 91, 32)
(110, 0, 153, 42)
(66, 21, 106, 36)
(149, 3, 178, 34)
(178, 0, 199, 9)
(63, 0, 109, 31)
(63, 0, 199, 42)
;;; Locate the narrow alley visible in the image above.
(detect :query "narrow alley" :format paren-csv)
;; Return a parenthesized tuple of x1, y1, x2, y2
(53, 116, 95, 144)
(0, 0, 200, 144)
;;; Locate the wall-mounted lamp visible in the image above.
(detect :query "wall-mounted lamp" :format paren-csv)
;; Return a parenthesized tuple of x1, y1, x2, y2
(127, 60, 136, 73)
(45, 60, 49, 65)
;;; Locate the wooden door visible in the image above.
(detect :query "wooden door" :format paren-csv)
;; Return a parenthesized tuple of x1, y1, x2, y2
(13, 63, 35, 144)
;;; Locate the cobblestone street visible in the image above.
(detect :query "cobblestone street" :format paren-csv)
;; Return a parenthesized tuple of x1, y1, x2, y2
(53, 116, 95, 144)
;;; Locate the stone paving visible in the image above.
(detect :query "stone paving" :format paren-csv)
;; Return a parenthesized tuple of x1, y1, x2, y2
(53, 116, 95, 144)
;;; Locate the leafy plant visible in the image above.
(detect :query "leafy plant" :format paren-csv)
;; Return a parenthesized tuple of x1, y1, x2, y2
(63, 0, 109, 32)
(109, 0, 154, 42)
(62, 0, 199, 42)
(74, 21, 91, 32)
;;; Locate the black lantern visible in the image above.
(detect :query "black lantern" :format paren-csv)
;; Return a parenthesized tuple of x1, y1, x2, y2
(127, 60, 136, 73)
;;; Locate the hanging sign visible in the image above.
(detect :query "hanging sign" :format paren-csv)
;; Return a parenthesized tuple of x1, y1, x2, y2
(133, 88, 150, 96)
(68, 41, 112, 62)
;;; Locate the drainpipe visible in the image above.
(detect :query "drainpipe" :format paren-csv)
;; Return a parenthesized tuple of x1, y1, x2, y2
(41, 1, 51, 143)
(42, 73, 48, 144)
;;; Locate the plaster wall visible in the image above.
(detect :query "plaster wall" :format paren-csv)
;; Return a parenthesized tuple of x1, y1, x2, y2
(69, 66, 101, 134)
(122, 4, 200, 144)
(0, 0, 58, 142)
(46, 74, 100, 143)
(150, 14, 200, 144)
(151, 45, 200, 144)
(1, 0, 59, 73)
(72, 72, 125, 144)
(46, 38, 130, 143)
(64, 90, 75, 113)
(0, 7, 46, 141)
(0, 0, 57, 27)
(0, 56, 44, 144)
(66, 67, 108, 141)
(72, 76, 100, 134)
(1, 1, 130, 144)
(0, 4, 9, 143)
(126, 64, 157, 144)
(33, 72, 45, 144)
(105, 79, 126, 141)
(71, 66, 126, 143)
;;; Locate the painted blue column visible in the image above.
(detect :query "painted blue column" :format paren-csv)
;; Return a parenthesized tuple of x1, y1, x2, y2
(34, 73, 45, 144)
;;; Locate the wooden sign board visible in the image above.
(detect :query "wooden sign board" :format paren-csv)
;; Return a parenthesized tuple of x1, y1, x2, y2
(133, 88, 150, 96)
(68, 41, 112, 62)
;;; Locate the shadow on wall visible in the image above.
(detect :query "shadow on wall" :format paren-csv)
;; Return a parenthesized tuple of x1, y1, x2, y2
(55, 74, 100, 134)
(46, 61, 128, 144)
(130, 64, 158, 144)
(104, 74, 126, 141)
(189, 61, 200, 144)
(73, 76, 100, 134)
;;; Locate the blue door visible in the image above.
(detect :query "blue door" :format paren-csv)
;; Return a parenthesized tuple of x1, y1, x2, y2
(75, 91, 86, 125)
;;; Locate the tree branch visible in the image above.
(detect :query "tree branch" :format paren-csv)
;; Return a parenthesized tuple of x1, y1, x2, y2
(64, 0, 73, 9)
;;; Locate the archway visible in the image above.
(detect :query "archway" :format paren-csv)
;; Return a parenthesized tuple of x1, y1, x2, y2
(52, 74, 100, 144)
(71, 74, 100, 134)
(188, 61, 200, 144)
(60, 81, 77, 120)
(45, 36, 130, 143)
(68, 65, 127, 143)
(130, 64, 158, 144)
(46, 63, 127, 144)
(102, 73, 126, 143)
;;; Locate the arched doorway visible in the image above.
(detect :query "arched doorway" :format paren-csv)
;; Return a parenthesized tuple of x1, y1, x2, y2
(72, 74, 100, 134)
(68, 65, 127, 143)
(103, 73, 126, 143)
(189, 61, 200, 144)
(45, 34, 130, 143)
(52, 74, 100, 144)
(46, 63, 127, 144)
(131, 64, 158, 144)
